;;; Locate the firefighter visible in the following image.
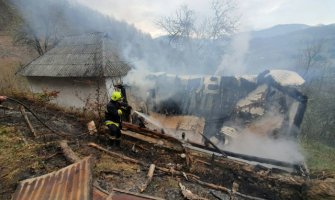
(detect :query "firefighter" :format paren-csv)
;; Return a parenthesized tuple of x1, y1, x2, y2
(104, 91, 130, 147)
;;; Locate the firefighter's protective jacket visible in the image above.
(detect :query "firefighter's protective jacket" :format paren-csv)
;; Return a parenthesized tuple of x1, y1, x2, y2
(105, 100, 121, 126)
(104, 100, 128, 126)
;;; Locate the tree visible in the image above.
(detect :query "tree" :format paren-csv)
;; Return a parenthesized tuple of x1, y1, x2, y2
(156, 5, 195, 44)
(298, 40, 325, 80)
(206, 0, 238, 40)
(14, 22, 59, 56)
(156, 0, 238, 42)
(298, 40, 335, 146)
(12, 0, 65, 56)
(155, 0, 239, 74)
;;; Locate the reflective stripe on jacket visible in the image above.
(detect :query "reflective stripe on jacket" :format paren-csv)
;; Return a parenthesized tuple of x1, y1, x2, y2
(105, 100, 122, 123)
(104, 120, 119, 127)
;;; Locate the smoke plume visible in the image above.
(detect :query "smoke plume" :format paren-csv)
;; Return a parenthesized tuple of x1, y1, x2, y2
(224, 131, 304, 163)
(215, 32, 251, 76)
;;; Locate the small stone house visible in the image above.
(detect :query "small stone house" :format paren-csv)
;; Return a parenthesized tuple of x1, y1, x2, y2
(17, 32, 131, 109)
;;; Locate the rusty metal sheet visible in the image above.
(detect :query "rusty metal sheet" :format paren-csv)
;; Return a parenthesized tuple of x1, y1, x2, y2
(93, 188, 108, 200)
(12, 157, 93, 200)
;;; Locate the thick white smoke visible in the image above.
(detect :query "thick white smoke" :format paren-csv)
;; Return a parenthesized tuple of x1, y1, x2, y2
(123, 61, 155, 101)
(224, 132, 304, 163)
(215, 32, 251, 76)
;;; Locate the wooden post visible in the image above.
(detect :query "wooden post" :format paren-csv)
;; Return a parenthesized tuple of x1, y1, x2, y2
(140, 164, 156, 192)
(20, 106, 37, 137)
(59, 140, 81, 163)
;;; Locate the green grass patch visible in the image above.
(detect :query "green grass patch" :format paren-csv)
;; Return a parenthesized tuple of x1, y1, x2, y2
(301, 139, 335, 173)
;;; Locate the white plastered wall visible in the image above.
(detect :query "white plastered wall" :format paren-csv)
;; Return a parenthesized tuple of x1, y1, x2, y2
(27, 77, 109, 109)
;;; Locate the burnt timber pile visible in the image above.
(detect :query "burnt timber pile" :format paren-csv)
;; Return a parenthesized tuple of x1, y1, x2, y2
(120, 122, 304, 199)
(145, 70, 307, 141)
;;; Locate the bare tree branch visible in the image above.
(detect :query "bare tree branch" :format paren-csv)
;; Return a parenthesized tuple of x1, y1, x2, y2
(156, 0, 239, 43)
(156, 5, 195, 44)
(13, 2, 63, 56)
(209, 0, 239, 40)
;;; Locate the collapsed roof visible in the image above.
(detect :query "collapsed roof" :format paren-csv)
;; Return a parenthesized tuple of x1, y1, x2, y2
(145, 69, 307, 139)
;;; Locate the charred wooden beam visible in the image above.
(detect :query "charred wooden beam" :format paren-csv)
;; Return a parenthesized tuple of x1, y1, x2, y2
(188, 142, 299, 169)
(123, 123, 299, 170)
(199, 132, 227, 158)
(122, 130, 183, 151)
(189, 177, 267, 200)
(123, 122, 181, 143)
(88, 142, 140, 164)
(88, 142, 197, 178)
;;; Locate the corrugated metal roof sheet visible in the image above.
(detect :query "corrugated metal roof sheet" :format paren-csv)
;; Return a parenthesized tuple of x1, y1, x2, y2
(12, 157, 93, 200)
(18, 32, 131, 77)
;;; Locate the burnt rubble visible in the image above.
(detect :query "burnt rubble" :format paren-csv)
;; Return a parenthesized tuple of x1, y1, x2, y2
(146, 70, 307, 140)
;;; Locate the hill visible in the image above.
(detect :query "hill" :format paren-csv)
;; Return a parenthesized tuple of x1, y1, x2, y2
(251, 24, 310, 38)
(244, 24, 335, 74)
(0, 0, 20, 31)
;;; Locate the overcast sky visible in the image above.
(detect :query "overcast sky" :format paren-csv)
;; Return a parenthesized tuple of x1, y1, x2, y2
(75, 0, 335, 37)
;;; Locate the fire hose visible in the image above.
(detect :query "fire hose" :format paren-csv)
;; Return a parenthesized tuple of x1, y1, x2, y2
(5, 97, 67, 136)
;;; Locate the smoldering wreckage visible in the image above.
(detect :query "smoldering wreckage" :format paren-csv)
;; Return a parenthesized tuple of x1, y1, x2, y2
(1, 70, 335, 200)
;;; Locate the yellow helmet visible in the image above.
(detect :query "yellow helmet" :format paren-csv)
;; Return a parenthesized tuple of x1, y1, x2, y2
(111, 91, 122, 101)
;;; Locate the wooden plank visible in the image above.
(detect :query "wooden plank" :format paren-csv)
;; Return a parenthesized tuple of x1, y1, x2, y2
(140, 164, 156, 192)
(20, 106, 37, 137)
(122, 130, 183, 151)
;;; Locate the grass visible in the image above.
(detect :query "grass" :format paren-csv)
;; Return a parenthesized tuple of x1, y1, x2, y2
(0, 125, 52, 199)
(300, 138, 335, 173)
(0, 32, 34, 96)
(0, 126, 39, 199)
(0, 58, 29, 95)
(95, 154, 139, 175)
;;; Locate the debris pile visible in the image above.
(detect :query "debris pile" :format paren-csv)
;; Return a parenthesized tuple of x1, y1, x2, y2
(146, 70, 307, 141)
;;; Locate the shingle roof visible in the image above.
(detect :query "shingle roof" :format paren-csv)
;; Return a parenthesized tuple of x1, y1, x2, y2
(17, 32, 131, 77)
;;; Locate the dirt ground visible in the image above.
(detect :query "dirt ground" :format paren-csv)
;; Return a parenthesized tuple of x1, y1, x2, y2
(1, 97, 335, 200)
(0, 98, 232, 200)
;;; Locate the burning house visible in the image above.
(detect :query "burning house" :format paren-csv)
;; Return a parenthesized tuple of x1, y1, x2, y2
(17, 32, 131, 109)
(144, 69, 307, 144)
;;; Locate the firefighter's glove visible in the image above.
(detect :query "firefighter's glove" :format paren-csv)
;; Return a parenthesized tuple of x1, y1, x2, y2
(117, 109, 123, 116)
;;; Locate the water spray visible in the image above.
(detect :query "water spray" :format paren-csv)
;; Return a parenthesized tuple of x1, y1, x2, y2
(134, 111, 167, 133)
